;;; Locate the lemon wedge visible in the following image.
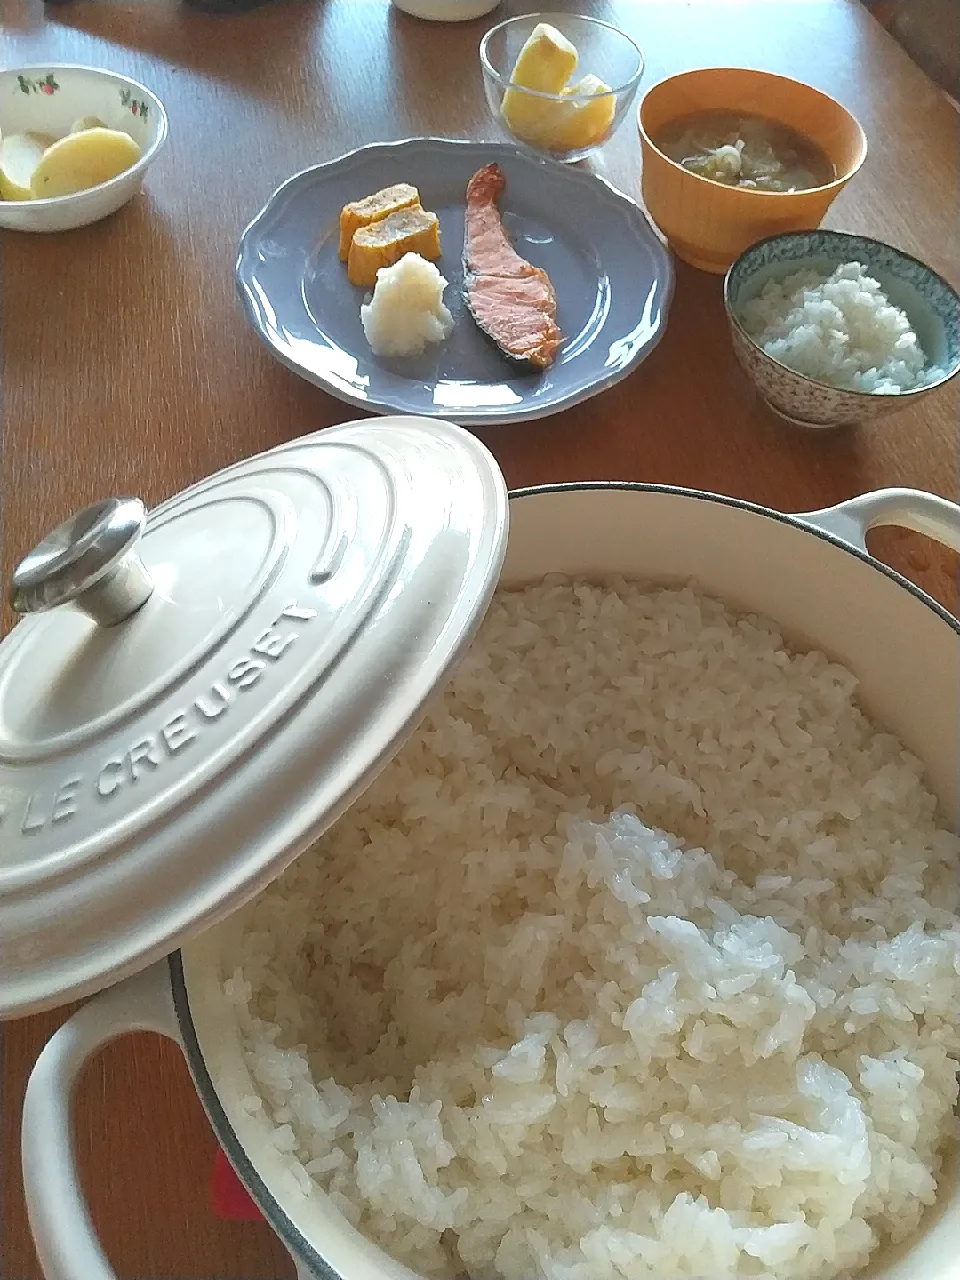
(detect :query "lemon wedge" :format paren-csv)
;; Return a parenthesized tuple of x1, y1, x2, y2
(501, 22, 578, 146)
(0, 132, 54, 202)
(29, 127, 142, 199)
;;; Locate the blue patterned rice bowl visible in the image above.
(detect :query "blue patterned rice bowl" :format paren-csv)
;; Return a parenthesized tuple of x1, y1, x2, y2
(723, 230, 960, 429)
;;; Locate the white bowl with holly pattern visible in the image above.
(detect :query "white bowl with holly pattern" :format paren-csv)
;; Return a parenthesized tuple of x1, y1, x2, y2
(0, 65, 168, 233)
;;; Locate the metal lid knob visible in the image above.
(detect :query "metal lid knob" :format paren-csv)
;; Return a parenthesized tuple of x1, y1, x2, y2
(9, 498, 155, 628)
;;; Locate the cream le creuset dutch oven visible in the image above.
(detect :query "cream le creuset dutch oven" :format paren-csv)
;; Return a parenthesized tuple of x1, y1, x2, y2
(5, 418, 960, 1280)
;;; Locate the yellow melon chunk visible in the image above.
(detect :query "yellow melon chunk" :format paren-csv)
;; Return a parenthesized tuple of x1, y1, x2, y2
(501, 22, 578, 145)
(550, 74, 617, 150)
(507, 22, 578, 93)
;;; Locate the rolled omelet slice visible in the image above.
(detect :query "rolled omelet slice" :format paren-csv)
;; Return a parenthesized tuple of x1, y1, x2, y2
(29, 127, 142, 199)
(339, 183, 421, 261)
(347, 207, 441, 288)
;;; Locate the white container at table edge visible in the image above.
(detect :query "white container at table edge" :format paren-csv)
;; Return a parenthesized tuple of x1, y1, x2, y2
(390, 0, 501, 21)
(8, 415, 960, 1280)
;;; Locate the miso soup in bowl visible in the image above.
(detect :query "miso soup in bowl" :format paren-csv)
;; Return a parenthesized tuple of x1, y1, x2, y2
(637, 68, 867, 274)
(655, 110, 836, 193)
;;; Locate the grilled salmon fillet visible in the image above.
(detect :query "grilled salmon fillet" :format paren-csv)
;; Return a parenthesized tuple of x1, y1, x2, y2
(462, 163, 563, 369)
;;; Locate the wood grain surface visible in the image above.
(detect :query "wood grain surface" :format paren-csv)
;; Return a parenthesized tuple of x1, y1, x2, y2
(1, 1, 958, 1277)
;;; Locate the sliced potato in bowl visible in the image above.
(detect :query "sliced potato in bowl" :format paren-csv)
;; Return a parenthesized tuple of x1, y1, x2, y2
(0, 132, 55, 201)
(29, 127, 142, 199)
(69, 115, 108, 134)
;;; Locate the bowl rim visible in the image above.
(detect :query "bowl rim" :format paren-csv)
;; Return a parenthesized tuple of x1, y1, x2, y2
(0, 62, 168, 209)
(636, 66, 868, 198)
(722, 229, 960, 401)
(479, 11, 645, 102)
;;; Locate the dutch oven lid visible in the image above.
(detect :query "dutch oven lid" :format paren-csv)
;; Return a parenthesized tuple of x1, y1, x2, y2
(0, 418, 508, 1018)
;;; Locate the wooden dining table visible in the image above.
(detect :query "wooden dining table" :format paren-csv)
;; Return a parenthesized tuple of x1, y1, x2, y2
(1, 0, 958, 1276)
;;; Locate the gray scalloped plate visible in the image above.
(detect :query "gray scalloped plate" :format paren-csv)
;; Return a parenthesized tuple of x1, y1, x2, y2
(236, 138, 674, 427)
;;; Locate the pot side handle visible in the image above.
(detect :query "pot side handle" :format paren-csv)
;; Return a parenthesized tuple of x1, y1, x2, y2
(21, 964, 180, 1280)
(798, 487, 960, 557)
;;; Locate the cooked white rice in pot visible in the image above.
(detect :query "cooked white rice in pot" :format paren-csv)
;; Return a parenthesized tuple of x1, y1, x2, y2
(224, 580, 960, 1280)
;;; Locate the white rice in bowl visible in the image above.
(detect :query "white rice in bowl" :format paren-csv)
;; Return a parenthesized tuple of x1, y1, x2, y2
(739, 261, 944, 394)
(225, 580, 960, 1280)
